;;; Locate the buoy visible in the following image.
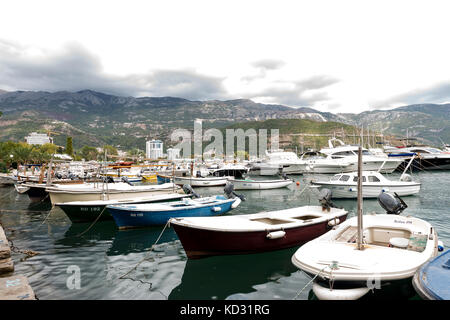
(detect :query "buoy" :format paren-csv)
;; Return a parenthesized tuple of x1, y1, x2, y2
(438, 240, 444, 252)
(266, 230, 286, 239)
(296, 181, 300, 186)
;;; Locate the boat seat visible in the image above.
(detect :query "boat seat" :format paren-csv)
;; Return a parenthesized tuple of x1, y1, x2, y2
(389, 237, 409, 249)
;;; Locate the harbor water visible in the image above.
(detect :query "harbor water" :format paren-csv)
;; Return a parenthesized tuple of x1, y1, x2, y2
(0, 171, 449, 300)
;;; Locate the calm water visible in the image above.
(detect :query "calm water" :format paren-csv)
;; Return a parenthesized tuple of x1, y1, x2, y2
(0, 171, 449, 300)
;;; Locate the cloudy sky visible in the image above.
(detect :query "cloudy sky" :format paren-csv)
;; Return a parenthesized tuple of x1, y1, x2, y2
(1, 0, 450, 113)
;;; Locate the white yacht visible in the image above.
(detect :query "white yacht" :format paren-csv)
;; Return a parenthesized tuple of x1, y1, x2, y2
(320, 138, 402, 173)
(251, 150, 309, 175)
(299, 151, 353, 174)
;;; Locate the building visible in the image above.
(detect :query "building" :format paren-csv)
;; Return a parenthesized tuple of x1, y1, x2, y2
(146, 139, 164, 159)
(167, 148, 180, 161)
(25, 132, 53, 145)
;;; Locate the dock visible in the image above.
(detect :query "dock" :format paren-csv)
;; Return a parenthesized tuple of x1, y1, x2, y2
(0, 224, 36, 300)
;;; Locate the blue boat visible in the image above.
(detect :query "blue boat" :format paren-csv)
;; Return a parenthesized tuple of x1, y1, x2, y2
(107, 195, 240, 229)
(157, 174, 172, 184)
(412, 249, 450, 300)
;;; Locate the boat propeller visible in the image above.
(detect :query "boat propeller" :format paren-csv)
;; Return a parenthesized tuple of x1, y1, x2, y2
(182, 184, 201, 198)
(224, 182, 246, 201)
(377, 192, 408, 215)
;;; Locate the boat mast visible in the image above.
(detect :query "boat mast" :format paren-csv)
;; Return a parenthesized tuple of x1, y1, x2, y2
(357, 145, 364, 250)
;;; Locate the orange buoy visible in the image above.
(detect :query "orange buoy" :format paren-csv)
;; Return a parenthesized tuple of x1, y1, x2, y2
(296, 181, 300, 186)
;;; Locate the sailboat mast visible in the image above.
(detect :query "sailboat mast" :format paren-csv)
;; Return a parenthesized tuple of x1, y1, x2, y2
(357, 145, 364, 250)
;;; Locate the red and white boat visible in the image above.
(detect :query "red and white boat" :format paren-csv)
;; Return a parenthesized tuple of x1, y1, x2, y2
(169, 205, 348, 259)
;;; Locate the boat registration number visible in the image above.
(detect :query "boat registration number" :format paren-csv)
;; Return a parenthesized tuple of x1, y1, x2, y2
(130, 213, 144, 217)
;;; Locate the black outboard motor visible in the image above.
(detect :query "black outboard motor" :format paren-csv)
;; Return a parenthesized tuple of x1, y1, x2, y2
(318, 188, 337, 211)
(378, 192, 408, 215)
(281, 173, 288, 180)
(55, 172, 62, 179)
(224, 182, 246, 201)
(182, 184, 200, 198)
(103, 176, 115, 184)
(121, 176, 134, 186)
(196, 171, 202, 178)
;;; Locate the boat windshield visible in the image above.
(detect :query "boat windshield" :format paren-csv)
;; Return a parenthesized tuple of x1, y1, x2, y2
(331, 175, 341, 181)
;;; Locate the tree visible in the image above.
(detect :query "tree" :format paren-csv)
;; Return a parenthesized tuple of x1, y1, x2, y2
(80, 145, 99, 161)
(66, 137, 74, 156)
(102, 145, 118, 156)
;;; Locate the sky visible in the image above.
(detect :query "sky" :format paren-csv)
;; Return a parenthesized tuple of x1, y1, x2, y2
(1, 0, 450, 113)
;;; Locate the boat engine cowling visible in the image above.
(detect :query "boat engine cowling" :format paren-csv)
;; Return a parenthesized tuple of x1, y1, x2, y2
(319, 188, 337, 211)
(121, 176, 134, 186)
(378, 192, 408, 215)
(224, 182, 246, 201)
(182, 184, 200, 198)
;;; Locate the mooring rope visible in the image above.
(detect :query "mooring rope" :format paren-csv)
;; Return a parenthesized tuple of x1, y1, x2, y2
(75, 206, 108, 238)
(118, 220, 171, 280)
(292, 265, 330, 300)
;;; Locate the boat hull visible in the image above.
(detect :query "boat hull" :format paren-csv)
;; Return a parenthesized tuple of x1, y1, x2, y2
(109, 198, 236, 229)
(173, 176, 227, 187)
(171, 214, 347, 259)
(228, 179, 293, 190)
(311, 182, 421, 198)
(56, 194, 191, 223)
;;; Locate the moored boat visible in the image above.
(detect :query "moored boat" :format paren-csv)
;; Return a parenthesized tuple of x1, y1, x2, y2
(56, 192, 193, 223)
(108, 195, 240, 229)
(311, 171, 421, 198)
(173, 175, 228, 187)
(412, 249, 449, 300)
(226, 177, 293, 190)
(169, 204, 348, 259)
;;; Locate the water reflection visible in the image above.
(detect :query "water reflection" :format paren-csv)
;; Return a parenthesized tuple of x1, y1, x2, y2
(169, 247, 299, 300)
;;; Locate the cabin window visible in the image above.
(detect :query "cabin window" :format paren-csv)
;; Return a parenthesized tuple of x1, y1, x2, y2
(353, 176, 366, 182)
(340, 175, 350, 182)
(333, 151, 355, 156)
(368, 176, 380, 182)
(331, 175, 341, 181)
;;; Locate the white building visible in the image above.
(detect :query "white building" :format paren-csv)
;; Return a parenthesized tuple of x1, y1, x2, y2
(167, 148, 180, 161)
(146, 139, 164, 159)
(25, 132, 53, 145)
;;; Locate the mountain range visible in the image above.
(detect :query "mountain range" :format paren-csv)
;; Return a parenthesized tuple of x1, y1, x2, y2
(0, 89, 448, 150)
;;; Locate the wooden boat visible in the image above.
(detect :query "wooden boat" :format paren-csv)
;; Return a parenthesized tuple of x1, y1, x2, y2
(46, 182, 182, 204)
(107, 195, 241, 229)
(227, 177, 293, 190)
(311, 171, 421, 198)
(412, 249, 449, 300)
(169, 205, 348, 259)
(291, 147, 439, 300)
(55, 193, 193, 223)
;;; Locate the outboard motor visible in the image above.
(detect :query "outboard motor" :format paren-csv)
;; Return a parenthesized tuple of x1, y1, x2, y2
(121, 176, 134, 186)
(182, 184, 200, 198)
(281, 173, 288, 180)
(318, 188, 337, 211)
(196, 171, 202, 178)
(55, 172, 62, 179)
(224, 182, 246, 201)
(378, 192, 407, 215)
(102, 176, 115, 184)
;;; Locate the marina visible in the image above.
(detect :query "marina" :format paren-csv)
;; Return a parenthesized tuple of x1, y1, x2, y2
(0, 166, 448, 300)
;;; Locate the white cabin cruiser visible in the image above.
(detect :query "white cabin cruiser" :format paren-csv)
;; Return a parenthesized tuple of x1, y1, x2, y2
(320, 139, 402, 173)
(253, 150, 309, 175)
(299, 151, 353, 174)
(311, 171, 421, 198)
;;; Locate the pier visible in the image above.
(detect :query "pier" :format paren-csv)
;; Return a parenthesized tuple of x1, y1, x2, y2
(0, 224, 36, 300)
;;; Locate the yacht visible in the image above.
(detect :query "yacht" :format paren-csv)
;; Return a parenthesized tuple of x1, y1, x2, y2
(299, 151, 353, 174)
(320, 138, 402, 173)
(250, 150, 309, 176)
(386, 146, 450, 171)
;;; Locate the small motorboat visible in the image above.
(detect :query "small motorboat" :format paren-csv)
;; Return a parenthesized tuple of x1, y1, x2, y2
(291, 147, 439, 300)
(412, 249, 449, 300)
(173, 175, 228, 187)
(311, 171, 420, 198)
(55, 192, 193, 223)
(107, 185, 242, 229)
(169, 191, 348, 259)
(226, 177, 293, 190)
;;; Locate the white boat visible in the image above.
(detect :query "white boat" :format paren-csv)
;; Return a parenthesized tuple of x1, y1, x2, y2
(227, 178, 293, 190)
(173, 176, 228, 187)
(46, 182, 182, 204)
(320, 138, 402, 173)
(251, 150, 309, 175)
(291, 146, 439, 300)
(311, 171, 421, 198)
(299, 151, 353, 174)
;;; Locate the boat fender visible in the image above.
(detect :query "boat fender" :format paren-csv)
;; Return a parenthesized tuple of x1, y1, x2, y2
(267, 230, 286, 239)
(438, 240, 444, 252)
(231, 197, 241, 208)
(328, 218, 340, 227)
(211, 206, 222, 212)
(312, 282, 370, 300)
(381, 188, 389, 193)
(349, 187, 356, 192)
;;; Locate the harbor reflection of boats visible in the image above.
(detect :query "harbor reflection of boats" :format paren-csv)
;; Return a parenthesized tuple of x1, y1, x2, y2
(168, 246, 299, 300)
(107, 227, 179, 256)
(56, 221, 117, 247)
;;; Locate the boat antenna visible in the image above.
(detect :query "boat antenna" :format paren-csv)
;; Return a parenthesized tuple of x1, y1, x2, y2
(357, 145, 364, 250)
